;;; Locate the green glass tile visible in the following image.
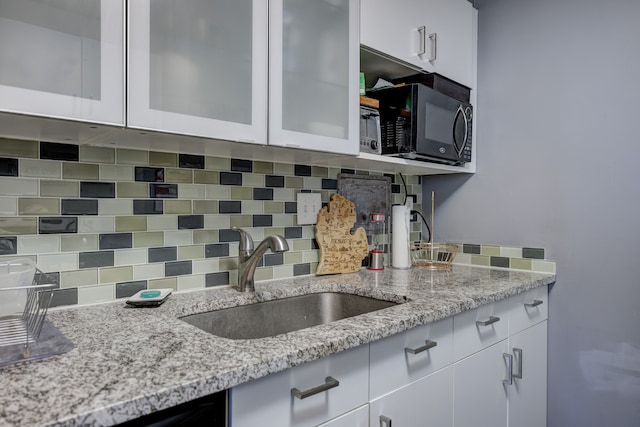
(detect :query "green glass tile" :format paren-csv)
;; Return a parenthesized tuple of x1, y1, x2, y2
(272, 265, 293, 279)
(285, 177, 303, 188)
(471, 255, 491, 266)
(40, 180, 79, 197)
(61, 269, 98, 288)
(115, 216, 147, 232)
(511, 258, 533, 271)
(166, 168, 193, 183)
(149, 151, 177, 167)
(117, 182, 148, 198)
(285, 251, 303, 264)
(293, 239, 311, 251)
(80, 146, 115, 164)
(253, 161, 274, 174)
(178, 245, 204, 260)
(194, 229, 218, 244)
(480, 245, 501, 256)
(18, 198, 59, 215)
(230, 215, 252, 228)
(117, 149, 148, 165)
(219, 257, 238, 271)
(355, 170, 369, 176)
(231, 187, 253, 200)
(100, 266, 133, 284)
(63, 162, 99, 180)
(193, 170, 218, 184)
(133, 232, 164, 248)
(61, 234, 98, 252)
(0, 138, 38, 158)
(311, 166, 328, 177)
(263, 227, 284, 236)
(0, 217, 37, 235)
(165, 200, 192, 214)
(263, 202, 283, 214)
(254, 267, 273, 281)
(205, 156, 229, 171)
(148, 277, 177, 291)
(193, 200, 218, 214)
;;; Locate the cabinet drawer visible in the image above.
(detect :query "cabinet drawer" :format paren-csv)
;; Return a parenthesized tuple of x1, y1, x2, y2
(453, 299, 509, 361)
(508, 285, 548, 335)
(317, 405, 369, 427)
(230, 344, 369, 427)
(370, 317, 453, 399)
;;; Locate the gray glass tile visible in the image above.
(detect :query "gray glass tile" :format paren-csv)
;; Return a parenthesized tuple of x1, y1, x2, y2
(99, 233, 133, 250)
(253, 188, 273, 200)
(135, 167, 164, 182)
(490, 256, 510, 268)
(265, 175, 285, 188)
(463, 244, 481, 254)
(39, 217, 78, 234)
(61, 199, 98, 215)
(35, 271, 59, 288)
(205, 243, 229, 258)
(115, 280, 147, 299)
(133, 200, 163, 215)
(0, 158, 18, 176)
(322, 179, 338, 190)
(49, 288, 78, 308)
(148, 246, 177, 263)
(311, 238, 319, 249)
(264, 253, 283, 266)
(150, 183, 178, 199)
(178, 215, 204, 230)
(383, 173, 396, 183)
(220, 172, 243, 186)
(0, 237, 17, 255)
(522, 247, 545, 259)
(294, 165, 312, 176)
(252, 215, 272, 227)
(341, 168, 356, 174)
(40, 142, 78, 161)
(391, 184, 401, 194)
(294, 263, 311, 276)
(79, 251, 114, 269)
(284, 227, 302, 239)
(219, 229, 240, 242)
(165, 260, 192, 277)
(285, 202, 297, 214)
(80, 182, 115, 198)
(206, 271, 229, 287)
(231, 159, 252, 172)
(219, 201, 241, 214)
(179, 154, 205, 169)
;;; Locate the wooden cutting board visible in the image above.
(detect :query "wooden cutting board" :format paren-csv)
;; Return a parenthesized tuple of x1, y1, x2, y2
(315, 194, 369, 275)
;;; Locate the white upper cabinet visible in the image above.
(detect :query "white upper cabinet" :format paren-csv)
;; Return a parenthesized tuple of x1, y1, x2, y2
(361, 0, 475, 88)
(127, 0, 268, 144)
(268, 0, 360, 155)
(0, 0, 124, 125)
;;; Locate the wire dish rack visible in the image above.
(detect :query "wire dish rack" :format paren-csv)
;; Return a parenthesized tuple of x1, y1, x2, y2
(0, 260, 73, 367)
(410, 242, 458, 270)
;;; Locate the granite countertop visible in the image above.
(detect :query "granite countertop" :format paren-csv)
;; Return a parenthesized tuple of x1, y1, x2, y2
(0, 265, 555, 427)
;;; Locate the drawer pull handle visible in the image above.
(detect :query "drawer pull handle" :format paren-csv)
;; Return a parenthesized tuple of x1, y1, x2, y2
(405, 339, 438, 354)
(476, 316, 500, 326)
(380, 415, 393, 427)
(525, 299, 543, 308)
(417, 26, 426, 56)
(503, 353, 513, 385)
(291, 376, 339, 400)
(513, 348, 523, 379)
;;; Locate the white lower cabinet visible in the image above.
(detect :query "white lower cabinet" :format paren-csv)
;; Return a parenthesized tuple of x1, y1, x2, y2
(318, 405, 369, 427)
(370, 366, 454, 427)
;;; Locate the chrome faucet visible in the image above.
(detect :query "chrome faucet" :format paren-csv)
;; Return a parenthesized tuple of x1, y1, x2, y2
(232, 227, 289, 292)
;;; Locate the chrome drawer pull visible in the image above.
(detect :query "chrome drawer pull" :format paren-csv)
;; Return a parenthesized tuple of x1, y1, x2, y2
(524, 299, 543, 308)
(405, 339, 438, 354)
(513, 348, 523, 379)
(476, 316, 500, 326)
(503, 353, 513, 385)
(380, 415, 392, 427)
(291, 376, 339, 400)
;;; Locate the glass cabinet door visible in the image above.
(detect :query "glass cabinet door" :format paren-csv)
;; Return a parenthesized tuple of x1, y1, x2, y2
(268, 0, 359, 155)
(0, 0, 124, 125)
(128, 0, 267, 145)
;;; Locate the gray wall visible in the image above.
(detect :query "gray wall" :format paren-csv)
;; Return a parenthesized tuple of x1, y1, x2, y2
(425, 0, 640, 425)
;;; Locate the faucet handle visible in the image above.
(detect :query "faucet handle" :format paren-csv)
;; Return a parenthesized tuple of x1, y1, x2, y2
(231, 227, 254, 254)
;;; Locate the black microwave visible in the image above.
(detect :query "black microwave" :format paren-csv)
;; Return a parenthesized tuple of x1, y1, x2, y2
(371, 83, 472, 165)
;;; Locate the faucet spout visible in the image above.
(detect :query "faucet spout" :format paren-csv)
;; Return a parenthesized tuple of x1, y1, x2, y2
(232, 227, 289, 292)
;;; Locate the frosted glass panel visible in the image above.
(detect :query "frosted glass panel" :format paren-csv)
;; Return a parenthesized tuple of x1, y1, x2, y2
(149, 0, 253, 124)
(282, 0, 349, 138)
(0, 0, 101, 99)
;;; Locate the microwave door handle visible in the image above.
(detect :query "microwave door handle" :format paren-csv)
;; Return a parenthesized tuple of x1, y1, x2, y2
(453, 105, 469, 157)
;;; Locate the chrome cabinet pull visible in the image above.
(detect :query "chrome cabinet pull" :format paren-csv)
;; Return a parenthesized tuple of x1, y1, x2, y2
(524, 299, 543, 308)
(427, 32, 437, 61)
(405, 339, 437, 354)
(503, 353, 513, 385)
(513, 348, 523, 379)
(380, 415, 392, 427)
(417, 26, 426, 56)
(291, 376, 339, 400)
(476, 316, 500, 326)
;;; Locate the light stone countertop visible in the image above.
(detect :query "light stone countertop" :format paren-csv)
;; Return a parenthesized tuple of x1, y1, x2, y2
(0, 265, 556, 427)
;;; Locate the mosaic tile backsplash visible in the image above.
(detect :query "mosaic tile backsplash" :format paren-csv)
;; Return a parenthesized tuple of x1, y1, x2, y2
(0, 139, 424, 308)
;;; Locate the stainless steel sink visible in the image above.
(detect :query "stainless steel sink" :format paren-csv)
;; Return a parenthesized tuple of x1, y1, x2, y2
(180, 292, 398, 340)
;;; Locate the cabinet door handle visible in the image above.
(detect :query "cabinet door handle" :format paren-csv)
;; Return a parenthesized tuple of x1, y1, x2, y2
(513, 348, 523, 379)
(291, 376, 339, 400)
(417, 26, 426, 56)
(524, 299, 543, 308)
(380, 415, 392, 427)
(427, 32, 437, 61)
(503, 353, 513, 385)
(476, 316, 500, 326)
(405, 339, 437, 354)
